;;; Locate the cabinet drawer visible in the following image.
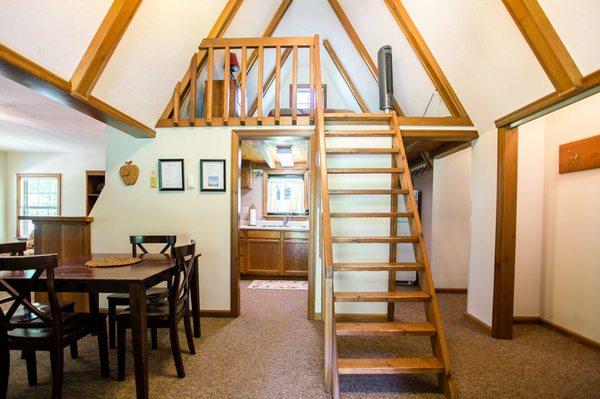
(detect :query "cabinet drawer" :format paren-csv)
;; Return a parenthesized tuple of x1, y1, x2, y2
(284, 231, 309, 239)
(246, 230, 281, 239)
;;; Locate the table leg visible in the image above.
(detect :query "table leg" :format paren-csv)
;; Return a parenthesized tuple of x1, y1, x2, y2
(190, 257, 201, 338)
(129, 283, 148, 399)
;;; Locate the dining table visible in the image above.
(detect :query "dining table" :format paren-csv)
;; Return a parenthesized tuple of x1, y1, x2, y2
(0, 253, 202, 399)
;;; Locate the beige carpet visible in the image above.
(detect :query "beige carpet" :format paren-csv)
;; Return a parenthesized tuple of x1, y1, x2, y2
(5, 282, 599, 398)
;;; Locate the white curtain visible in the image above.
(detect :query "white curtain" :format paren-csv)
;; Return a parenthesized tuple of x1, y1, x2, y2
(266, 179, 280, 213)
(266, 176, 304, 214)
(287, 179, 304, 213)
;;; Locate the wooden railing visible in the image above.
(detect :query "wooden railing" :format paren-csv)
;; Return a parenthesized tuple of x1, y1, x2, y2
(158, 36, 317, 127)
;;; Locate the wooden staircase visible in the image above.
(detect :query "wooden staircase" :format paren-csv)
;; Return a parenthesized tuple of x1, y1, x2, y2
(317, 112, 456, 398)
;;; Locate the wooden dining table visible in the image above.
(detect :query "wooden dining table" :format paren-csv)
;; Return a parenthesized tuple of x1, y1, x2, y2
(0, 253, 201, 399)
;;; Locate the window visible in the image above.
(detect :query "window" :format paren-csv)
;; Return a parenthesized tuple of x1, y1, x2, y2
(289, 84, 327, 109)
(264, 172, 307, 216)
(17, 174, 61, 238)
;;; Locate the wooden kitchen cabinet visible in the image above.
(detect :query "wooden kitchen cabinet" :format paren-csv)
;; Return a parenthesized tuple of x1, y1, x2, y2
(240, 229, 308, 277)
(241, 160, 253, 189)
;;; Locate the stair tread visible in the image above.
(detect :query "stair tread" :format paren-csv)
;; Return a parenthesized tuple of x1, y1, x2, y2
(326, 148, 400, 154)
(336, 322, 436, 336)
(329, 189, 410, 195)
(325, 130, 395, 137)
(330, 212, 413, 218)
(332, 236, 420, 243)
(333, 262, 423, 271)
(328, 168, 403, 174)
(337, 357, 444, 375)
(334, 291, 430, 302)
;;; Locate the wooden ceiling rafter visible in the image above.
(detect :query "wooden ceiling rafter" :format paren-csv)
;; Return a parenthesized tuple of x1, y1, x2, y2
(71, 0, 143, 98)
(502, 0, 582, 94)
(327, 0, 405, 116)
(383, 0, 471, 121)
(0, 42, 155, 138)
(322, 39, 369, 113)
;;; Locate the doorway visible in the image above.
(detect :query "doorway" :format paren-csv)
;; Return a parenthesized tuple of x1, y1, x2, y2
(230, 129, 317, 320)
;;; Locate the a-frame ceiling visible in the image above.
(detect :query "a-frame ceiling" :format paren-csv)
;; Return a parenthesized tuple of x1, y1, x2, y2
(1, 0, 599, 134)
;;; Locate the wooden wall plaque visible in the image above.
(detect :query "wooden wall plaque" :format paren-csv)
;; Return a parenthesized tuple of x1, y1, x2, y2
(559, 134, 600, 174)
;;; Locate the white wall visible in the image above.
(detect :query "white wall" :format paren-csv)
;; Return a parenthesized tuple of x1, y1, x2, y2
(0, 151, 7, 242)
(4, 152, 104, 240)
(431, 148, 471, 289)
(466, 128, 497, 326)
(413, 172, 432, 251)
(240, 172, 263, 221)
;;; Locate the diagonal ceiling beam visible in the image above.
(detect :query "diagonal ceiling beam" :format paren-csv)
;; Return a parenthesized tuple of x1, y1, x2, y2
(384, 0, 470, 121)
(159, 0, 244, 119)
(327, 0, 404, 116)
(502, 0, 582, 94)
(71, 0, 143, 98)
(322, 39, 369, 113)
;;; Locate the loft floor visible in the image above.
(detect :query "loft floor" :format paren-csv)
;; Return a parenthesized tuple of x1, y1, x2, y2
(6, 283, 599, 398)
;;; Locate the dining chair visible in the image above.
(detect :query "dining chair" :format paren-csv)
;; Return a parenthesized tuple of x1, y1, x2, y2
(117, 241, 196, 380)
(0, 242, 27, 256)
(107, 235, 177, 349)
(0, 254, 109, 399)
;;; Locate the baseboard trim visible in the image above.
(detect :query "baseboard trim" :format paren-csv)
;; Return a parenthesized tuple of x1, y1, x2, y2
(463, 312, 492, 335)
(514, 316, 599, 351)
(435, 288, 467, 294)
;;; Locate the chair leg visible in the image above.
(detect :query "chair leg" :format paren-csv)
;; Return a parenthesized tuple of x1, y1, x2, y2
(24, 350, 37, 385)
(108, 301, 117, 349)
(117, 323, 126, 381)
(0, 344, 10, 398)
(169, 322, 185, 378)
(151, 328, 158, 350)
(97, 319, 110, 378)
(183, 312, 195, 355)
(69, 342, 78, 359)
(50, 348, 64, 399)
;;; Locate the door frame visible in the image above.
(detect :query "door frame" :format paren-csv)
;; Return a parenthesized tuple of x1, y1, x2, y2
(230, 128, 317, 319)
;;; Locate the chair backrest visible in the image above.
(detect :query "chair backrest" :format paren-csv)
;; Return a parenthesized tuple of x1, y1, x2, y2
(0, 254, 62, 337)
(169, 241, 196, 317)
(130, 235, 177, 257)
(0, 242, 27, 256)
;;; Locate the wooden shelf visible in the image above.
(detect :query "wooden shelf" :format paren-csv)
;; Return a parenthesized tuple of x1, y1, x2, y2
(86, 170, 105, 215)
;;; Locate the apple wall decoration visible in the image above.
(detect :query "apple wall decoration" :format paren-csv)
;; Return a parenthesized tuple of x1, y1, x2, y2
(119, 161, 139, 185)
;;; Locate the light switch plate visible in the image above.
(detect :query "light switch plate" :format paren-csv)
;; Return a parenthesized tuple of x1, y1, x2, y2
(187, 174, 196, 190)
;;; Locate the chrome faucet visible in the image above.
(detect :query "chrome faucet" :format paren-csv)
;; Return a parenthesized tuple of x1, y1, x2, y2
(282, 214, 293, 227)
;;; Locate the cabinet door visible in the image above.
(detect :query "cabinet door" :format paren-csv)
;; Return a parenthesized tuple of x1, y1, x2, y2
(239, 237, 247, 273)
(241, 160, 253, 189)
(246, 239, 281, 274)
(283, 239, 309, 275)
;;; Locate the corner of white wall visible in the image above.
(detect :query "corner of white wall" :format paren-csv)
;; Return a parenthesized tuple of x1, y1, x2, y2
(0, 151, 7, 242)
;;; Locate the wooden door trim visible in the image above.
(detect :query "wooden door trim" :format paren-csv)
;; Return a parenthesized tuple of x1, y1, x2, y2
(231, 129, 317, 320)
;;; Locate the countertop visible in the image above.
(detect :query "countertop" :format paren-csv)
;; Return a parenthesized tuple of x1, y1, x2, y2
(240, 221, 309, 232)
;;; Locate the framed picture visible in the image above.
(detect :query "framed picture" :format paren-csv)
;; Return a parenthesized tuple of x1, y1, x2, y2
(200, 159, 226, 192)
(158, 159, 185, 191)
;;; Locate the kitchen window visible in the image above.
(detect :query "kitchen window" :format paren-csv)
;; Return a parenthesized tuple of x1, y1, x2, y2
(289, 84, 327, 109)
(17, 173, 61, 239)
(263, 172, 308, 217)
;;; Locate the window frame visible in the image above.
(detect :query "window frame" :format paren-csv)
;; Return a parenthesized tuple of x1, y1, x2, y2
(289, 84, 327, 109)
(262, 169, 309, 220)
(16, 173, 62, 239)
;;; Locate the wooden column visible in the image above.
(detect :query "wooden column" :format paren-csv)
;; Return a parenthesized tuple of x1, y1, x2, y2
(492, 127, 518, 339)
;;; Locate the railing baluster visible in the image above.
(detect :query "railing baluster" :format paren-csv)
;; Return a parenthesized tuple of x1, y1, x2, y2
(206, 47, 214, 126)
(173, 82, 180, 126)
(189, 53, 197, 126)
(257, 45, 264, 123)
(223, 47, 230, 125)
(241, 46, 247, 123)
(309, 43, 315, 123)
(275, 45, 281, 124)
(292, 45, 298, 124)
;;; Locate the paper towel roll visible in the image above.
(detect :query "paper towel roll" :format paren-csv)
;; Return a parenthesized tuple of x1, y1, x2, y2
(249, 206, 257, 226)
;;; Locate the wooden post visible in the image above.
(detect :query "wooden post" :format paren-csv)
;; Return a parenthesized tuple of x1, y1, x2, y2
(189, 53, 197, 125)
(172, 82, 180, 126)
(275, 46, 281, 124)
(492, 126, 519, 340)
(206, 47, 214, 126)
(257, 46, 264, 123)
(292, 45, 298, 124)
(240, 47, 247, 123)
(223, 48, 230, 125)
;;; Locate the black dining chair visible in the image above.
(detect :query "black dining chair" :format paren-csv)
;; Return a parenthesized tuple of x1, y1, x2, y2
(0, 254, 109, 399)
(117, 241, 196, 380)
(0, 242, 27, 256)
(107, 235, 176, 349)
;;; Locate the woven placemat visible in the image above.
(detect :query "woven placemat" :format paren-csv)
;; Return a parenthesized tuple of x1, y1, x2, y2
(85, 257, 142, 268)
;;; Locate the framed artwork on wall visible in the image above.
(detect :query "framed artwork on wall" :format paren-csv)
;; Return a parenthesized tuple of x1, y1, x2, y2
(158, 159, 185, 191)
(200, 159, 226, 192)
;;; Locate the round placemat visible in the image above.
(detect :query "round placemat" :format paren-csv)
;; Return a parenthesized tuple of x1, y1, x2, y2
(85, 257, 142, 268)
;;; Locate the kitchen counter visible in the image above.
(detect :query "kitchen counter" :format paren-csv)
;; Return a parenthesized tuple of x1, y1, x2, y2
(240, 221, 309, 232)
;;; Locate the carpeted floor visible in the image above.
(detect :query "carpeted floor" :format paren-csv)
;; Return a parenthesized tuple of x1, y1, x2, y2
(5, 282, 600, 398)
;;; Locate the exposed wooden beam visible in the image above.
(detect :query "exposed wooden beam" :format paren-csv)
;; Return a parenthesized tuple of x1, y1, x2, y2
(384, 0, 470, 120)
(327, 0, 404, 116)
(159, 0, 244, 119)
(0, 42, 155, 138)
(254, 141, 276, 169)
(493, 126, 519, 340)
(401, 129, 478, 141)
(495, 68, 600, 128)
(502, 0, 582, 94)
(248, 47, 292, 116)
(71, 0, 143, 97)
(322, 39, 368, 113)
